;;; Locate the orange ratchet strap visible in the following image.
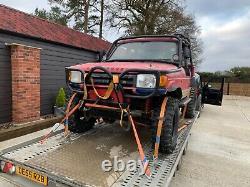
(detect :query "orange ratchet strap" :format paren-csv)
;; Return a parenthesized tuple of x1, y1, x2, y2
(112, 74, 119, 84)
(112, 75, 128, 128)
(40, 102, 80, 144)
(90, 78, 114, 100)
(82, 73, 88, 100)
(153, 97, 168, 161)
(40, 93, 80, 144)
(127, 108, 151, 178)
(90, 75, 119, 100)
(64, 92, 77, 136)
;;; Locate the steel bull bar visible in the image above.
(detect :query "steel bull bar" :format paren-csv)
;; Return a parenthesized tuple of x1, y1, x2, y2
(66, 66, 161, 99)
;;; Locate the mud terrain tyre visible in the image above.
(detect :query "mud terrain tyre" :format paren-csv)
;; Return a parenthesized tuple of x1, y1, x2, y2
(185, 88, 196, 118)
(195, 95, 202, 118)
(69, 111, 95, 133)
(68, 95, 95, 133)
(151, 97, 179, 154)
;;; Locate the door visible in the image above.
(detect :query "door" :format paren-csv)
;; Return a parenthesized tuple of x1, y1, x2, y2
(202, 78, 225, 106)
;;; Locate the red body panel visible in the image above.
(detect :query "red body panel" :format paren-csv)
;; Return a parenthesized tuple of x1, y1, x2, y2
(70, 61, 191, 92)
(70, 61, 178, 73)
(166, 68, 191, 91)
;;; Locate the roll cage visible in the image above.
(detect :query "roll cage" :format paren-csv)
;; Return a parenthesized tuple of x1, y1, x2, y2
(105, 34, 192, 68)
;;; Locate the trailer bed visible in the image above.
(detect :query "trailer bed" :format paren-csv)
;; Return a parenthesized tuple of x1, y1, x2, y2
(0, 112, 198, 187)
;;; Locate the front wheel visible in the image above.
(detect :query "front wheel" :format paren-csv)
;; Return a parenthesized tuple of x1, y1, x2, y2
(151, 97, 180, 154)
(67, 94, 96, 133)
(68, 110, 96, 133)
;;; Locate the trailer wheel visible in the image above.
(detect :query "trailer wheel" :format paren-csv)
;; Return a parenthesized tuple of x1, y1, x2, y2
(67, 95, 95, 133)
(185, 88, 196, 118)
(151, 97, 179, 154)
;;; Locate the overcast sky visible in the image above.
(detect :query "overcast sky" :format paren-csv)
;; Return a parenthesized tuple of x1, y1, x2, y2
(1, 0, 250, 72)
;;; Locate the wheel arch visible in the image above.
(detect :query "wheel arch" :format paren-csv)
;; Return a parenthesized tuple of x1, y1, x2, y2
(167, 87, 182, 100)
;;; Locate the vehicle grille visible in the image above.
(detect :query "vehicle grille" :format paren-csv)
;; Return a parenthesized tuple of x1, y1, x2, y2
(87, 73, 136, 87)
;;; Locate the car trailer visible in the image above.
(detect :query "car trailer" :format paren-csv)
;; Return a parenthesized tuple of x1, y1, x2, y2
(0, 112, 199, 187)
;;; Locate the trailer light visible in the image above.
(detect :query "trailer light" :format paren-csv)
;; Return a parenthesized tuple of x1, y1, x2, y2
(136, 74, 156, 88)
(69, 71, 82, 83)
(160, 75, 168, 87)
(0, 161, 15, 174)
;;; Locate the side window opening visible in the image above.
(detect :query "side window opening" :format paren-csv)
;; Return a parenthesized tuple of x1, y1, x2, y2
(182, 44, 191, 76)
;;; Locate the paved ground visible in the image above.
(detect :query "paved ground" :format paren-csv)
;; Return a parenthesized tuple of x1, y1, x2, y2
(171, 95, 250, 187)
(0, 95, 250, 187)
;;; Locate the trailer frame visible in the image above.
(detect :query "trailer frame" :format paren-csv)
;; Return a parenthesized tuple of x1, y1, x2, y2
(0, 112, 199, 187)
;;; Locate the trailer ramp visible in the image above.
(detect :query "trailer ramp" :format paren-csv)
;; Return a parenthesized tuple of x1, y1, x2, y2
(0, 112, 198, 187)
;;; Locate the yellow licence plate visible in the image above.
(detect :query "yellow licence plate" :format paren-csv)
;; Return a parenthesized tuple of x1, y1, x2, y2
(16, 165, 48, 186)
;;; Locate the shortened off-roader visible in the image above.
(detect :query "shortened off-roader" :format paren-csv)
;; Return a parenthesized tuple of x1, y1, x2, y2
(65, 34, 224, 156)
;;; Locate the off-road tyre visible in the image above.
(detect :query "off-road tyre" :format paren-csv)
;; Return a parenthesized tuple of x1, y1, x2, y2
(67, 95, 95, 133)
(151, 97, 180, 154)
(185, 88, 197, 118)
(68, 110, 96, 133)
(195, 95, 202, 118)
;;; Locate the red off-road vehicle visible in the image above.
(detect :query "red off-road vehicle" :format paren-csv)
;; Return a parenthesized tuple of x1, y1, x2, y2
(65, 34, 224, 154)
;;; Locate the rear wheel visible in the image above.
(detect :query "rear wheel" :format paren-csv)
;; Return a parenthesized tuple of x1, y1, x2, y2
(67, 95, 95, 133)
(196, 95, 202, 118)
(151, 97, 179, 154)
(185, 88, 197, 118)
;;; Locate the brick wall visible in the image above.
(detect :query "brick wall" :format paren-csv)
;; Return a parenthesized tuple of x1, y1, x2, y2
(10, 44, 41, 122)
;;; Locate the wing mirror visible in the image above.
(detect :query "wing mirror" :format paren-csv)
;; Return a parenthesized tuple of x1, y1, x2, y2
(172, 54, 179, 62)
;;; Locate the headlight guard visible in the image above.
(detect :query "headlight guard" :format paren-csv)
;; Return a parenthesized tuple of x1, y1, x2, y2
(119, 69, 160, 99)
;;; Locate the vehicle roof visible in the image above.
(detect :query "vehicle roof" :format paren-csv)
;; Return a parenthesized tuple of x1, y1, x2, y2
(116, 34, 191, 45)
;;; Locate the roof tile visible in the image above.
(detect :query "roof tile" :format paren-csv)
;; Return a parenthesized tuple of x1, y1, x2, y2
(0, 4, 111, 52)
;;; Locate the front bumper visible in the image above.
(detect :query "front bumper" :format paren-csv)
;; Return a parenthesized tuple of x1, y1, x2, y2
(66, 67, 165, 99)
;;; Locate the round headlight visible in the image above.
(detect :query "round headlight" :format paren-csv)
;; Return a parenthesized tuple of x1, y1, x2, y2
(136, 74, 156, 88)
(69, 71, 82, 83)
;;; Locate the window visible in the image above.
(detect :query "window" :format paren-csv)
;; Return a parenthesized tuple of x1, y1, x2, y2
(108, 41, 178, 62)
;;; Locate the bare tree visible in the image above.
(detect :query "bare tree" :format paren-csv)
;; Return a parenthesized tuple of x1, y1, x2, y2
(106, 0, 203, 64)
(83, 0, 90, 33)
(90, 0, 106, 38)
(99, 0, 104, 38)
